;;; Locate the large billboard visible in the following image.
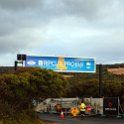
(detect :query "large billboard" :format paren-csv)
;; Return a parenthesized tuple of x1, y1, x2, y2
(25, 56, 96, 73)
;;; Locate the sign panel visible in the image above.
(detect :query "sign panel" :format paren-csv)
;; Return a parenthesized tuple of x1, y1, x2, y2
(103, 97, 118, 116)
(25, 56, 96, 73)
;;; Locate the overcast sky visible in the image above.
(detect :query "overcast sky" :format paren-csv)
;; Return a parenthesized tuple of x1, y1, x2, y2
(0, 0, 124, 66)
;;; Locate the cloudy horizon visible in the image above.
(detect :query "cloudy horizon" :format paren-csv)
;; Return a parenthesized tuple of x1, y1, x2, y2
(0, 0, 124, 66)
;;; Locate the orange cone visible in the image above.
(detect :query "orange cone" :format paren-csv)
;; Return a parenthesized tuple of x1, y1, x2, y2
(60, 111, 64, 118)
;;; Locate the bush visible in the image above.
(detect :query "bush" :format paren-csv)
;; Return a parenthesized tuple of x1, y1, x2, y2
(0, 67, 68, 121)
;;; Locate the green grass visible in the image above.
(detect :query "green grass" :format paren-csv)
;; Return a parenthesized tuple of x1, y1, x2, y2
(0, 111, 45, 124)
(0, 121, 3, 124)
(0, 118, 44, 124)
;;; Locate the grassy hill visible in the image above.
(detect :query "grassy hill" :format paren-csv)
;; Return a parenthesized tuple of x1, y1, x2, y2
(107, 68, 124, 75)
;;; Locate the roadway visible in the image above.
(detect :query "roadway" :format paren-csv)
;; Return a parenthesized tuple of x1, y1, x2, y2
(39, 113, 124, 124)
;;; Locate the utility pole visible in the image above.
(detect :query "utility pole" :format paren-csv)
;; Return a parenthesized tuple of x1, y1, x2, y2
(14, 60, 18, 71)
(99, 64, 103, 97)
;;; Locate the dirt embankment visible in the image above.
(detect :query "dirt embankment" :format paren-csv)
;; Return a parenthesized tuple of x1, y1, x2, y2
(107, 68, 124, 75)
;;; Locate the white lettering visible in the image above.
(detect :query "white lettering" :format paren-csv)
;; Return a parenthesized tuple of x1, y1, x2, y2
(27, 61, 36, 65)
(38, 60, 84, 68)
(38, 60, 43, 66)
(65, 61, 83, 67)
(38, 60, 56, 66)
(105, 108, 117, 111)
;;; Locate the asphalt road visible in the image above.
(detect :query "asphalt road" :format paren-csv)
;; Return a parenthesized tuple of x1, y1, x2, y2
(39, 114, 124, 124)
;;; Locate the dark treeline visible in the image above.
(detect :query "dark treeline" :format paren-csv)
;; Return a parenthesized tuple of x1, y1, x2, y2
(0, 65, 124, 121)
(105, 63, 124, 68)
(0, 67, 68, 121)
(66, 65, 124, 105)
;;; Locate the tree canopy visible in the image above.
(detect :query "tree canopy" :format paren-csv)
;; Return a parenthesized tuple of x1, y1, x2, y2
(0, 67, 68, 118)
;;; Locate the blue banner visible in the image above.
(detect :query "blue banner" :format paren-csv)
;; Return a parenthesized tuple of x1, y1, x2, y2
(25, 56, 96, 73)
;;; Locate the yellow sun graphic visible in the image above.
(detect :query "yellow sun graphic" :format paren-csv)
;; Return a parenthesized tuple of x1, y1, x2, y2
(56, 57, 67, 70)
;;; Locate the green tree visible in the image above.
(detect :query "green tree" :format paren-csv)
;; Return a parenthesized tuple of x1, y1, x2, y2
(0, 67, 68, 118)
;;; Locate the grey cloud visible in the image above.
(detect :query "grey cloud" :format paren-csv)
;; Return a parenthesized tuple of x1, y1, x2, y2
(0, 0, 47, 55)
(0, 36, 28, 54)
(0, 7, 46, 37)
(0, 0, 124, 65)
(32, 0, 108, 20)
(44, 0, 111, 19)
(62, 0, 106, 18)
(0, 0, 42, 10)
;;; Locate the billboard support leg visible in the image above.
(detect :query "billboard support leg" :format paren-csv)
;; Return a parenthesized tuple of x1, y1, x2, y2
(98, 64, 103, 97)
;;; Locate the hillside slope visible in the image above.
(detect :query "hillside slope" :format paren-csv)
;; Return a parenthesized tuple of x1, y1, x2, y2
(107, 68, 124, 75)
